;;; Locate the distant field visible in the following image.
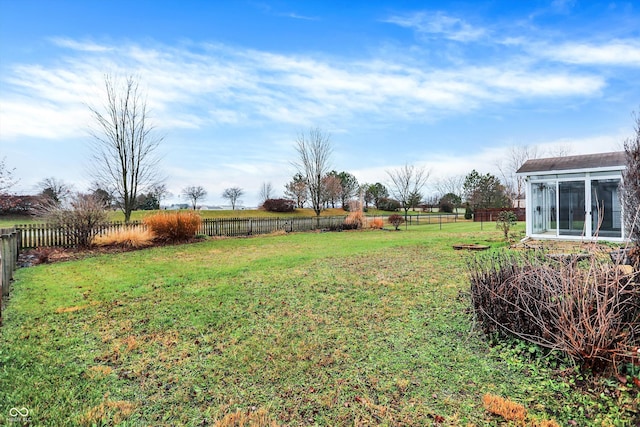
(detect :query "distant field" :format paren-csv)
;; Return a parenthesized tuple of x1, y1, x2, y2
(1, 222, 633, 425)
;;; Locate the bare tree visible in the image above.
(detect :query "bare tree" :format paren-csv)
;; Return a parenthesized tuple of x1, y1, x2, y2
(222, 187, 244, 210)
(0, 157, 18, 195)
(547, 143, 573, 158)
(386, 163, 430, 221)
(88, 74, 163, 222)
(37, 177, 73, 206)
(150, 183, 171, 209)
(284, 173, 308, 208)
(259, 182, 274, 205)
(622, 111, 640, 244)
(496, 145, 540, 208)
(434, 175, 465, 200)
(182, 185, 207, 210)
(88, 181, 115, 208)
(292, 127, 333, 217)
(322, 173, 342, 208)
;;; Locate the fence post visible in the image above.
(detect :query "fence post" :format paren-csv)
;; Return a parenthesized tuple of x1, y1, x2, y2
(1, 228, 19, 323)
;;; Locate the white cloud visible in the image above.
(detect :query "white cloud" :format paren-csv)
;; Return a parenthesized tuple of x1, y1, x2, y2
(0, 38, 611, 142)
(384, 11, 486, 42)
(50, 37, 113, 52)
(542, 40, 640, 67)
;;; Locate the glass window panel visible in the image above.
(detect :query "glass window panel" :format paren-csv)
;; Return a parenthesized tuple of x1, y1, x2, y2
(532, 182, 556, 235)
(558, 181, 585, 236)
(591, 179, 622, 238)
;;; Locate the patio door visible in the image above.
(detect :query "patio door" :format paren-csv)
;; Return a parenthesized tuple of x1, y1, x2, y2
(558, 181, 585, 236)
(591, 179, 622, 238)
(531, 183, 556, 235)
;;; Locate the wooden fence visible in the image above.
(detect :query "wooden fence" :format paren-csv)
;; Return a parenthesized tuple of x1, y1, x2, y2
(1, 227, 21, 324)
(17, 221, 142, 249)
(14, 213, 461, 249)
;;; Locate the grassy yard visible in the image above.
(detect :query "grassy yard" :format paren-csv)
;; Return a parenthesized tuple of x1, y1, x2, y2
(0, 223, 635, 426)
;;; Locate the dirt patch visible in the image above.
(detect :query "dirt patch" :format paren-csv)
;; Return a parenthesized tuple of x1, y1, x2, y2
(453, 244, 490, 251)
(511, 239, 620, 255)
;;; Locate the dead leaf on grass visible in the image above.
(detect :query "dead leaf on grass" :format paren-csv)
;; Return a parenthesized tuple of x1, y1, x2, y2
(79, 397, 135, 426)
(213, 407, 280, 427)
(85, 365, 113, 380)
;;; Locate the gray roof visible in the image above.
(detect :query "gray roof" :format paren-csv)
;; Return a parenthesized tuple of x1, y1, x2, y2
(516, 151, 626, 174)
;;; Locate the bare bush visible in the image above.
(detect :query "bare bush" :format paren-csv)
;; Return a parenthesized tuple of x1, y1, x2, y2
(38, 193, 109, 248)
(469, 250, 640, 370)
(496, 210, 518, 242)
(622, 112, 640, 246)
(388, 214, 404, 230)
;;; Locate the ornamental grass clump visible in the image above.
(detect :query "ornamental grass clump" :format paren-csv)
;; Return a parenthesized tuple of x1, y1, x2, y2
(143, 211, 202, 242)
(469, 249, 640, 371)
(93, 227, 155, 248)
(344, 211, 364, 230)
(367, 218, 384, 229)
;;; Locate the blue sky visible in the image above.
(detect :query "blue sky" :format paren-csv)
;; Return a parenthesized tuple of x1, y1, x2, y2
(1, 0, 639, 206)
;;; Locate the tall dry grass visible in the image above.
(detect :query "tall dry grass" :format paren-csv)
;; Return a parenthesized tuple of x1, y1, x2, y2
(93, 228, 155, 248)
(344, 211, 365, 229)
(367, 218, 384, 229)
(143, 211, 202, 242)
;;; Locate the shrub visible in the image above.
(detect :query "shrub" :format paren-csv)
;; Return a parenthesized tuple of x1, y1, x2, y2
(367, 218, 384, 229)
(469, 250, 640, 371)
(143, 211, 202, 242)
(496, 210, 518, 242)
(388, 214, 404, 230)
(93, 227, 155, 248)
(344, 210, 364, 230)
(464, 205, 473, 220)
(439, 193, 461, 213)
(262, 198, 296, 212)
(378, 198, 401, 212)
(323, 224, 344, 232)
(439, 201, 454, 213)
(37, 193, 109, 248)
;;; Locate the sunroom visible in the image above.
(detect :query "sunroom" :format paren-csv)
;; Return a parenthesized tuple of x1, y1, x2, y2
(516, 151, 627, 242)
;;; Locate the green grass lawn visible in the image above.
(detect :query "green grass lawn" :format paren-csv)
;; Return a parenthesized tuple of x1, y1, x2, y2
(1, 223, 635, 426)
